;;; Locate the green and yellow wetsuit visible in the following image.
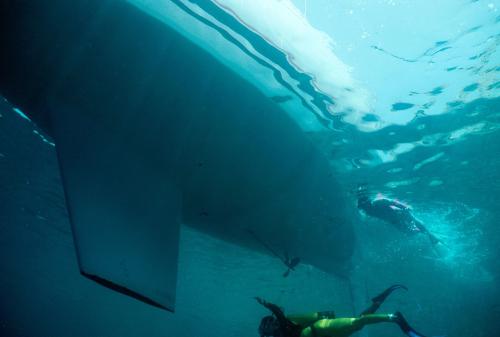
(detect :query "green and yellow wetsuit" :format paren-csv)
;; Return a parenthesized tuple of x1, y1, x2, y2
(288, 312, 394, 337)
(256, 285, 425, 337)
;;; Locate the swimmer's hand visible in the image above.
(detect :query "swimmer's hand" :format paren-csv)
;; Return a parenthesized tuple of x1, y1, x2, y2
(254, 297, 276, 311)
(255, 297, 287, 322)
(255, 297, 268, 306)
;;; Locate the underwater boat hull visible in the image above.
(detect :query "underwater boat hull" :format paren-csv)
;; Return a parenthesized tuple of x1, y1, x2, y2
(0, 0, 354, 311)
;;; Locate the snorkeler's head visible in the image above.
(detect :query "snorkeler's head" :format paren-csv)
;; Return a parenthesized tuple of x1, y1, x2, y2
(258, 315, 281, 337)
(356, 183, 370, 199)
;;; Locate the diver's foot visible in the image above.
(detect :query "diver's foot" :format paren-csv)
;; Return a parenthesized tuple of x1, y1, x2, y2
(428, 233, 441, 246)
(392, 312, 411, 332)
(392, 312, 427, 337)
(371, 284, 408, 304)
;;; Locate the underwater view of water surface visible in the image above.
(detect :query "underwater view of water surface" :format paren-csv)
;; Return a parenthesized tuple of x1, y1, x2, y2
(0, 0, 499, 336)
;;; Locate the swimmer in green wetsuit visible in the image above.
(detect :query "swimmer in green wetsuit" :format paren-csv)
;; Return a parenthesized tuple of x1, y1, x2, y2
(256, 285, 427, 337)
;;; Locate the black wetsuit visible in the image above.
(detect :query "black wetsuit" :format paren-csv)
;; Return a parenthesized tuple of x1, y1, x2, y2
(358, 193, 439, 244)
(358, 195, 420, 232)
(262, 301, 302, 337)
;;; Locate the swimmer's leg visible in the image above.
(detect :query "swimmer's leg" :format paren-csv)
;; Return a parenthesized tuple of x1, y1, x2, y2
(414, 220, 442, 246)
(356, 314, 428, 337)
(311, 313, 427, 337)
(354, 314, 395, 326)
(393, 312, 428, 337)
(311, 315, 394, 336)
(361, 285, 408, 315)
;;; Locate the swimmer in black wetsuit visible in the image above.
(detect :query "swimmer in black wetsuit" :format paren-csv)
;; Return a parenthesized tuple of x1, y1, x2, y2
(357, 184, 441, 245)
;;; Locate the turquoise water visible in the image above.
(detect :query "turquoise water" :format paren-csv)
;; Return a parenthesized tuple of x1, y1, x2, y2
(1, 1, 499, 337)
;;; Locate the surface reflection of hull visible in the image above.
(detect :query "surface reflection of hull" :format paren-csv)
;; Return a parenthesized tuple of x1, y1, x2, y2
(0, 0, 354, 311)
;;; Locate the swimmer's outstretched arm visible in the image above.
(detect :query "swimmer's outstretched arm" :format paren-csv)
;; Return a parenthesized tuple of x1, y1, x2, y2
(255, 297, 288, 327)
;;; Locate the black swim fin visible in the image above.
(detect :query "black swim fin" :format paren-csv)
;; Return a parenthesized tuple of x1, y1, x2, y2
(372, 284, 408, 304)
(428, 232, 442, 246)
(393, 312, 428, 337)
